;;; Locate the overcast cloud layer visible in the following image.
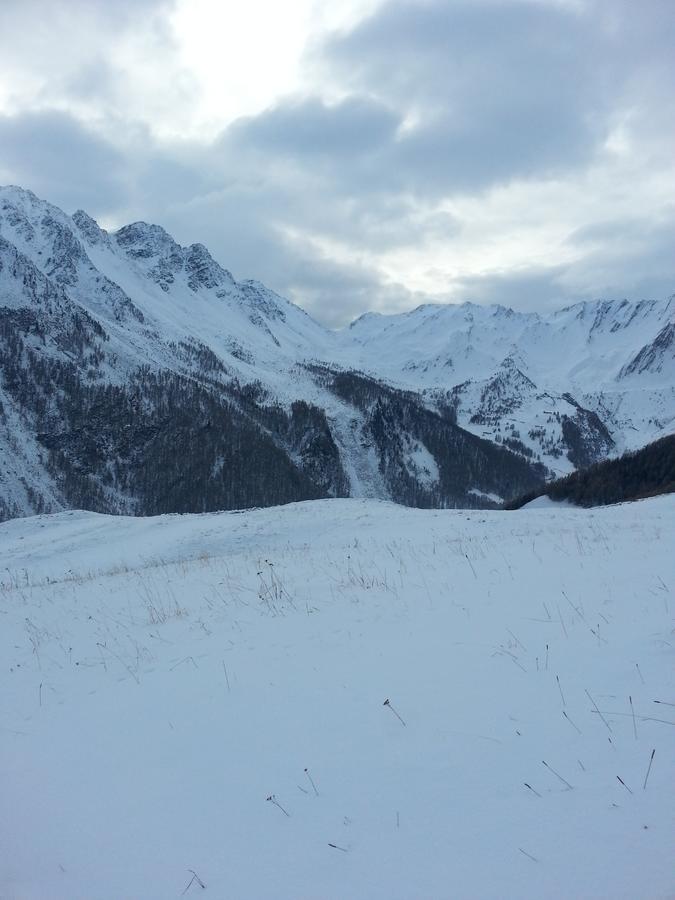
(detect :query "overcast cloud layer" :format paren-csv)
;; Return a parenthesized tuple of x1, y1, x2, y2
(0, 0, 673, 325)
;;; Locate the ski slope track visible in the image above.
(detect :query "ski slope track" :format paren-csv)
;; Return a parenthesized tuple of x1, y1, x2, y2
(0, 184, 674, 520)
(1, 496, 673, 898)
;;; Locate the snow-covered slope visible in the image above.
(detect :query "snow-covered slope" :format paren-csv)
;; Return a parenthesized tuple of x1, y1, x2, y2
(0, 185, 333, 385)
(1, 184, 673, 519)
(1, 496, 673, 898)
(341, 297, 675, 471)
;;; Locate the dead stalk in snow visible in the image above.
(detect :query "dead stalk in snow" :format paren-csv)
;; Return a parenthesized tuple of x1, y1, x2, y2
(562, 711, 582, 734)
(542, 760, 573, 790)
(181, 869, 206, 894)
(266, 794, 290, 817)
(643, 749, 656, 790)
(630, 696, 638, 740)
(304, 767, 319, 796)
(383, 698, 406, 726)
(616, 775, 632, 795)
(464, 554, 477, 579)
(556, 674, 566, 707)
(556, 603, 568, 639)
(585, 689, 612, 732)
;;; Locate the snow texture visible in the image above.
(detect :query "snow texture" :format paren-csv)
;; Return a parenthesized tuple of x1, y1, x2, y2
(1, 496, 673, 899)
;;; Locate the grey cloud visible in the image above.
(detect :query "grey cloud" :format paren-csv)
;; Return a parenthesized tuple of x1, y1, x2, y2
(278, 253, 424, 328)
(157, 186, 293, 286)
(388, 101, 598, 196)
(567, 212, 675, 248)
(0, 0, 172, 26)
(217, 96, 411, 204)
(135, 152, 219, 209)
(0, 111, 127, 215)
(209, 117, 459, 255)
(450, 266, 577, 314)
(151, 174, 435, 328)
(322, 0, 612, 105)
(225, 96, 400, 161)
(310, 0, 643, 191)
(156, 184, 423, 326)
(452, 208, 675, 314)
(0, 0, 672, 326)
(0, 110, 215, 226)
(563, 210, 675, 302)
(209, 0, 667, 204)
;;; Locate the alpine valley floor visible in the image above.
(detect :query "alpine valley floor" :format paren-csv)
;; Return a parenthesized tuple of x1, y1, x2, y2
(1, 497, 674, 899)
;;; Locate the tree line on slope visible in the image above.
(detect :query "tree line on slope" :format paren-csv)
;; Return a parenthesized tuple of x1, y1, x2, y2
(310, 365, 549, 508)
(504, 434, 675, 509)
(0, 303, 348, 519)
(0, 289, 549, 521)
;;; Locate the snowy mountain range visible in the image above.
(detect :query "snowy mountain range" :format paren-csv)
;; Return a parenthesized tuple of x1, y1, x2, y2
(1, 184, 673, 519)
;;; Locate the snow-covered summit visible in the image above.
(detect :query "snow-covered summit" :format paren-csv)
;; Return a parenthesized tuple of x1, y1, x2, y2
(72, 208, 111, 247)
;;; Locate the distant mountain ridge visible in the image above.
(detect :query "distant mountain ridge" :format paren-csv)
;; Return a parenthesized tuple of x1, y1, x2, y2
(0, 184, 673, 520)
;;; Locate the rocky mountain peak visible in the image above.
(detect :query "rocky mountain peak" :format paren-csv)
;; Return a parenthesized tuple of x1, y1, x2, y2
(72, 210, 110, 248)
(115, 221, 179, 258)
(239, 280, 287, 321)
(185, 242, 235, 292)
(115, 222, 184, 292)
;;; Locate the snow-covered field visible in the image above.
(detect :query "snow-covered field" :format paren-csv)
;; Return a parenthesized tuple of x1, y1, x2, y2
(1, 497, 673, 899)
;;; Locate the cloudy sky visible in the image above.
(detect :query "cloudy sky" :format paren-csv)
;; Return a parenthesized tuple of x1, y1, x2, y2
(0, 0, 673, 325)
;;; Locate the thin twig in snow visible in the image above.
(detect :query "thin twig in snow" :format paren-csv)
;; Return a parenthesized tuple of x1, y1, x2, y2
(507, 629, 527, 652)
(542, 760, 574, 790)
(562, 711, 582, 734)
(181, 869, 206, 895)
(643, 749, 655, 790)
(464, 554, 477, 579)
(585, 689, 612, 732)
(556, 603, 568, 639)
(267, 794, 290, 816)
(616, 775, 632, 795)
(590, 710, 675, 727)
(383, 698, 406, 726)
(556, 675, 566, 707)
(630, 696, 638, 740)
(304, 767, 319, 796)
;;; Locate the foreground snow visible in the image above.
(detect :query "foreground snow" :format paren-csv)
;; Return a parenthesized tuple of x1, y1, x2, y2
(1, 497, 673, 899)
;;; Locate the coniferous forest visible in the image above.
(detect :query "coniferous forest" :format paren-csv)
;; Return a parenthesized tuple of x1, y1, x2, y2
(506, 434, 675, 509)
